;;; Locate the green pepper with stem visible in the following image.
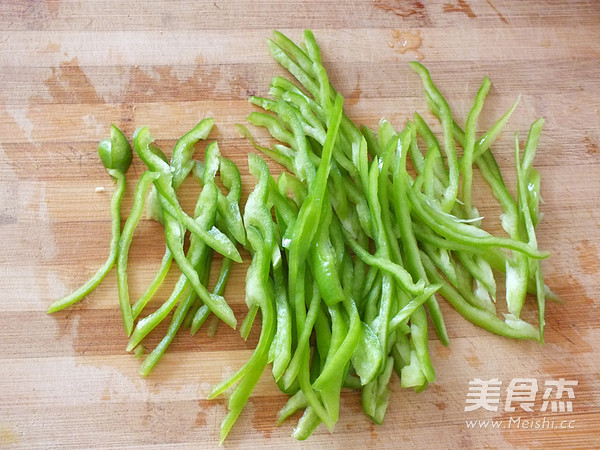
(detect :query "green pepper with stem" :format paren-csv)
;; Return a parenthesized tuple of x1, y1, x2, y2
(47, 124, 132, 314)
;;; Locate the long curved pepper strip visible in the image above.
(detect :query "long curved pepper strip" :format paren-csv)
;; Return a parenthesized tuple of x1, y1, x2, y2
(116, 171, 160, 335)
(461, 77, 491, 218)
(410, 62, 459, 213)
(47, 125, 132, 314)
(210, 154, 275, 397)
(517, 119, 546, 340)
(211, 155, 276, 443)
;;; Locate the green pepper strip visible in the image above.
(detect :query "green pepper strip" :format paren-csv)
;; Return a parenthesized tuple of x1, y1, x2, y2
(420, 251, 539, 339)
(292, 406, 321, 440)
(425, 92, 542, 317)
(362, 158, 405, 417)
(210, 154, 275, 399)
(270, 252, 292, 381)
(277, 390, 308, 425)
(272, 30, 317, 79)
(454, 251, 497, 300)
(163, 204, 237, 332)
(310, 201, 345, 306)
(116, 171, 160, 335)
(281, 273, 321, 389)
(411, 112, 499, 304)
(216, 157, 246, 246)
(134, 132, 240, 330)
(414, 221, 545, 311)
(427, 93, 520, 235)
(246, 110, 296, 147)
(389, 284, 442, 332)
(138, 288, 197, 376)
(362, 356, 395, 424)
(317, 304, 347, 425)
(170, 118, 214, 187)
(391, 127, 448, 347)
(341, 224, 424, 295)
(47, 124, 132, 314)
(461, 77, 491, 218)
(517, 118, 546, 340)
(410, 62, 459, 213)
(236, 122, 295, 173)
(270, 30, 363, 172)
(268, 38, 320, 100)
(351, 320, 384, 386)
(213, 154, 276, 443)
(391, 128, 438, 380)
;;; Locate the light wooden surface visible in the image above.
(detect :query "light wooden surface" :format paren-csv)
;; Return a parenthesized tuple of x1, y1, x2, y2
(1, 0, 599, 448)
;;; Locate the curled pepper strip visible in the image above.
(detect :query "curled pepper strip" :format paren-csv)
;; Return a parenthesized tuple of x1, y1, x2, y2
(116, 171, 160, 335)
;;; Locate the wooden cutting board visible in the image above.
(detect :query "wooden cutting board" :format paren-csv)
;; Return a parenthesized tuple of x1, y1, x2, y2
(1, 0, 599, 448)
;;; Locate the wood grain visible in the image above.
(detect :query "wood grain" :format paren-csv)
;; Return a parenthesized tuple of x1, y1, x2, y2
(1, 0, 599, 448)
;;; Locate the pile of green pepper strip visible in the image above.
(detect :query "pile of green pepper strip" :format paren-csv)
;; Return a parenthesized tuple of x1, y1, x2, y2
(48, 119, 246, 376)
(209, 30, 556, 442)
(48, 29, 557, 444)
